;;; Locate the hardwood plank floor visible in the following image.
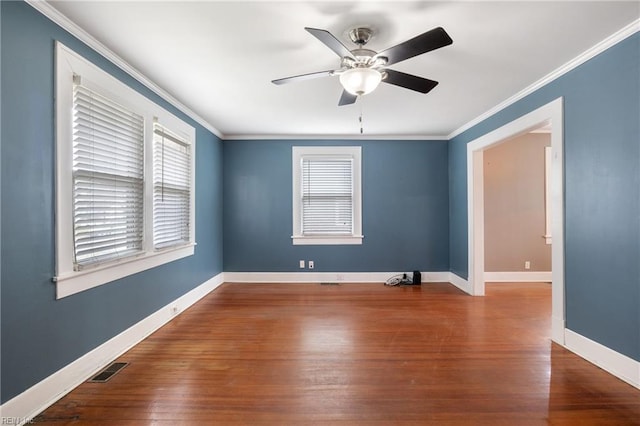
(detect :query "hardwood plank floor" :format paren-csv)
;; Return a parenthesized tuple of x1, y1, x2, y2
(35, 283, 640, 425)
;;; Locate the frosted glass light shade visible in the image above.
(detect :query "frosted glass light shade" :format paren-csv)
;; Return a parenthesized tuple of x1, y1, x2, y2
(339, 68, 382, 96)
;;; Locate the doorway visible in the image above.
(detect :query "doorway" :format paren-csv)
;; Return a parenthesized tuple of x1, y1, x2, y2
(466, 98, 565, 345)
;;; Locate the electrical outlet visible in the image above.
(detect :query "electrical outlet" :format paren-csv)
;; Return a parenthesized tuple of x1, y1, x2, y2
(308, 261, 314, 269)
(299, 260, 305, 269)
(524, 261, 531, 270)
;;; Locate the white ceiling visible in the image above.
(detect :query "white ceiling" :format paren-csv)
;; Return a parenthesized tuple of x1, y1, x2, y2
(47, 1, 639, 139)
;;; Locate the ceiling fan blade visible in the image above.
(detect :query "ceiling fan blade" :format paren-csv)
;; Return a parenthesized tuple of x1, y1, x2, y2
(374, 27, 452, 66)
(382, 69, 439, 94)
(305, 27, 355, 60)
(338, 90, 357, 106)
(271, 70, 335, 85)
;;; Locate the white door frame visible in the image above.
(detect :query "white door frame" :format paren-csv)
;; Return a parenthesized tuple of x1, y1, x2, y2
(467, 97, 565, 344)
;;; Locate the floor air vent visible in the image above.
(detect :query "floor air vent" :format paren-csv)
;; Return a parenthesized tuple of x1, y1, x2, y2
(89, 362, 128, 383)
(320, 282, 339, 285)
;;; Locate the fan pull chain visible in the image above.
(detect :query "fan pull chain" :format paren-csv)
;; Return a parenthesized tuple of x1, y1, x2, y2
(359, 97, 364, 134)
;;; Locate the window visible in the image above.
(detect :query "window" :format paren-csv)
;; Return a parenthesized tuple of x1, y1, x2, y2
(72, 80, 145, 268)
(292, 146, 362, 245)
(153, 123, 192, 249)
(55, 42, 195, 298)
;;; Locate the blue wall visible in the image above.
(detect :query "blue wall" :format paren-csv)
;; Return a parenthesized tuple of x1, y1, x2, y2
(0, 2, 223, 403)
(2, 0, 639, 408)
(223, 139, 449, 272)
(448, 34, 639, 361)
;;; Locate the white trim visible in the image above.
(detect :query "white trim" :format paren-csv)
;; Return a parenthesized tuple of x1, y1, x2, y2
(468, 148, 485, 296)
(0, 273, 224, 425)
(224, 271, 451, 284)
(448, 272, 472, 294)
(55, 42, 196, 298)
(467, 97, 564, 346)
(484, 271, 552, 282)
(422, 272, 452, 283)
(292, 235, 363, 245)
(448, 19, 640, 139)
(3, 272, 637, 424)
(55, 245, 195, 299)
(25, 0, 223, 139)
(26, 1, 638, 142)
(292, 146, 363, 245)
(530, 127, 552, 134)
(231, 19, 638, 141)
(564, 329, 640, 390)
(225, 134, 449, 141)
(544, 146, 553, 245)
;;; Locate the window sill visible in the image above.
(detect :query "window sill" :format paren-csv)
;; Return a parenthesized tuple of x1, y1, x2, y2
(292, 235, 363, 246)
(55, 243, 195, 299)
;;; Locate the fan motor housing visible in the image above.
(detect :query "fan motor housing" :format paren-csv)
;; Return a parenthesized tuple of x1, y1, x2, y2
(349, 27, 373, 46)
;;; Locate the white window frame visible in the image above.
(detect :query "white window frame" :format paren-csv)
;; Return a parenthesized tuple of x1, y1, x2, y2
(55, 42, 195, 299)
(292, 146, 362, 245)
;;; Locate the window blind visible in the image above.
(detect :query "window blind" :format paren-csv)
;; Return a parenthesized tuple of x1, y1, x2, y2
(301, 157, 353, 235)
(72, 81, 145, 268)
(153, 124, 191, 249)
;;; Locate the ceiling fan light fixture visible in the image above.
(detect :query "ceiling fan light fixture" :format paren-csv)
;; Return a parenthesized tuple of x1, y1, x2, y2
(339, 67, 382, 96)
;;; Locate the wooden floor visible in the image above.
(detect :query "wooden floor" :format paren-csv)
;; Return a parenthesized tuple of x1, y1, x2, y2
(36, 282, 640, 425)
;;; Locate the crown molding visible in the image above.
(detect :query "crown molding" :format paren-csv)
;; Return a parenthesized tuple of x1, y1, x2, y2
(26, 0, 225, 140)
(26, 1, 638, 143)
(223, 133, 448, 141)
(448, 19, 640, 140)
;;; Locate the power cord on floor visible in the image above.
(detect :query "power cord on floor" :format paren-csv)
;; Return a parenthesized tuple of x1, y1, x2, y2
(384, 273, 414, 286)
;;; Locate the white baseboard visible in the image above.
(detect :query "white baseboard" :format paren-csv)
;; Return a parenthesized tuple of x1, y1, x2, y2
(484, 271, 552, 282)
(223, 271, 473, 298)
(223, 271, 451, 284)
(7, 270, 637, 426)
(448, 272, 471, 294)
(564, 329, 640, 389)
(0, 273, 225, 425)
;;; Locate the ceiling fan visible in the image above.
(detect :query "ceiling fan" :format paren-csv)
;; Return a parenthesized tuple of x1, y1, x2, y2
(272, 26, 453, 106)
